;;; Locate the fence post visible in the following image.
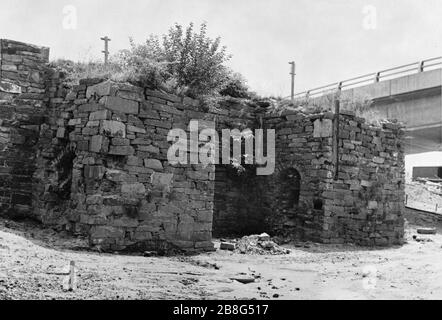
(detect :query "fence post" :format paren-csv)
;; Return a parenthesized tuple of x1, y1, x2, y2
(289, 61, 295, 101)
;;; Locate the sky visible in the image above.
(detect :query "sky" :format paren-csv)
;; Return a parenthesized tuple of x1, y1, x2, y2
(0, 0, 440, 96)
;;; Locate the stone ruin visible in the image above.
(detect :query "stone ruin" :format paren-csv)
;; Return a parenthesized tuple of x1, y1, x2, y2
(0, 39, 406, 252)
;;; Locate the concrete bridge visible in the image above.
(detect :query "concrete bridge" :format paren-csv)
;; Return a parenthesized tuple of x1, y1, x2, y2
(293, 57, 442, 155)
(344, 68, 441, 154)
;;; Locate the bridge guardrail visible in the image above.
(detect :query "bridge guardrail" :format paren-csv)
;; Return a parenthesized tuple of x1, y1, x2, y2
(288, 56, 442, 100)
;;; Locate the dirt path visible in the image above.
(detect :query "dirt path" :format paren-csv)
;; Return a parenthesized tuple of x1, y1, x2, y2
(0, 218, 441, 300)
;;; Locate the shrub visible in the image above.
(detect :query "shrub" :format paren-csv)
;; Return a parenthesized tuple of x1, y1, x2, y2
(220, 71, 251, 98)
(118, 22, 233, 97)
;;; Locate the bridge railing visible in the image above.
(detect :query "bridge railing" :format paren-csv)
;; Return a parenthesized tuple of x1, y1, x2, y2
(288, 56, 442, 100)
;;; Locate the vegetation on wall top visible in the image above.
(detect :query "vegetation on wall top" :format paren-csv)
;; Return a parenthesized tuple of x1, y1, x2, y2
(51, 22, 253, 100)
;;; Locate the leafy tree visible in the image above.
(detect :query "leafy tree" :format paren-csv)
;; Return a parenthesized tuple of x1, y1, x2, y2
(119, 22, 232, 97)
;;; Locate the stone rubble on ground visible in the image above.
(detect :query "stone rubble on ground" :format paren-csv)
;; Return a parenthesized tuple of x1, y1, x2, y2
(219, 233, 290, 255)
(417, 228, 437, 235)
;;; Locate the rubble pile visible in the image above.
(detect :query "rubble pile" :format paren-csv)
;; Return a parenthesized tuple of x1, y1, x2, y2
(233, 233, 290, 255)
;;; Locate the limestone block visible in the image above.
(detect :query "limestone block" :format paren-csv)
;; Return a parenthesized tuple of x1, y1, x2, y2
(117, 90, 143, 101)
(313, 119, 333, 138)
(152, 103, 183, 116)
(368, 201, 378, 209)
(111, 138, 130, 146)
(126, 156, 143, 166)
(109, 145, 134, 156)
(56, 127, 65, 138)
(127, 125, 146, 134)
(139, 106, 160, 119)
(86, 120, 100, 127)
(86, 80, 117, 98)
(82, 127, 98, 135)
(78, 103, 102, 113)
(105, 169, 134, 183)
(103, 96, 139, 114)
(137, 145, 160, 154)
(84, 165, 105, 180)
(373, 156, 385, 164)
(146, 119, 172, 129)
(121, 182, 146, 196)
(195, 241, 215, 250)
(100, 120, 126, 138)
(343, 142, 355, 150)
(77, 140, 89, 151)
(89, 109, 111, 121)
(67, 118, 82, 126)
(361, 180, 372, 187)
(220, 242, 235, 250)
(90, 135, 109, 153)
(151, 172, 173, 188)
(144, 159, 163, 170)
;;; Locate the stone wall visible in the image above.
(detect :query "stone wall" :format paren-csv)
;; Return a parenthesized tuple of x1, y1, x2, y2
(261, 109, 405, 246)
(37, 80, 262, 252)
(0, 39, 407, 251)
(325, 112, 405, 245)
(0, 40, 52, 219)
(41, 80, 214, 251)
(262, 112, 335, 242)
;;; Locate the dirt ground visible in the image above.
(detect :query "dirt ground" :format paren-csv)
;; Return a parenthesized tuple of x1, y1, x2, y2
(1, 218, 442, 300)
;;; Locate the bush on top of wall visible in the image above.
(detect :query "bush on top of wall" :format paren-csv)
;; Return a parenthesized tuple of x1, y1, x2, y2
(51, 22, 253, 100)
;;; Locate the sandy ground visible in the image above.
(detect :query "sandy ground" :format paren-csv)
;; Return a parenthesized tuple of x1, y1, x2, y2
(1, 218, 442, 300)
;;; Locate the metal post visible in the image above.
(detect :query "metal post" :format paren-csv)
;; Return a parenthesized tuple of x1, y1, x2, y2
(101, 36, 111, 65)
(337, 81, 343, 91)
(333, 92, 341, 180)
(374, 72, 381, 83)
(289, 61, 296, 101)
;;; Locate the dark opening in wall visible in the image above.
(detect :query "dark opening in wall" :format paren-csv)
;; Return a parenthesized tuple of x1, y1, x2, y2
(313, 198, 323, 210)
(279, 168, 301, 210)
(213, 164, 269, 237)
(55, 149, 75, 200)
